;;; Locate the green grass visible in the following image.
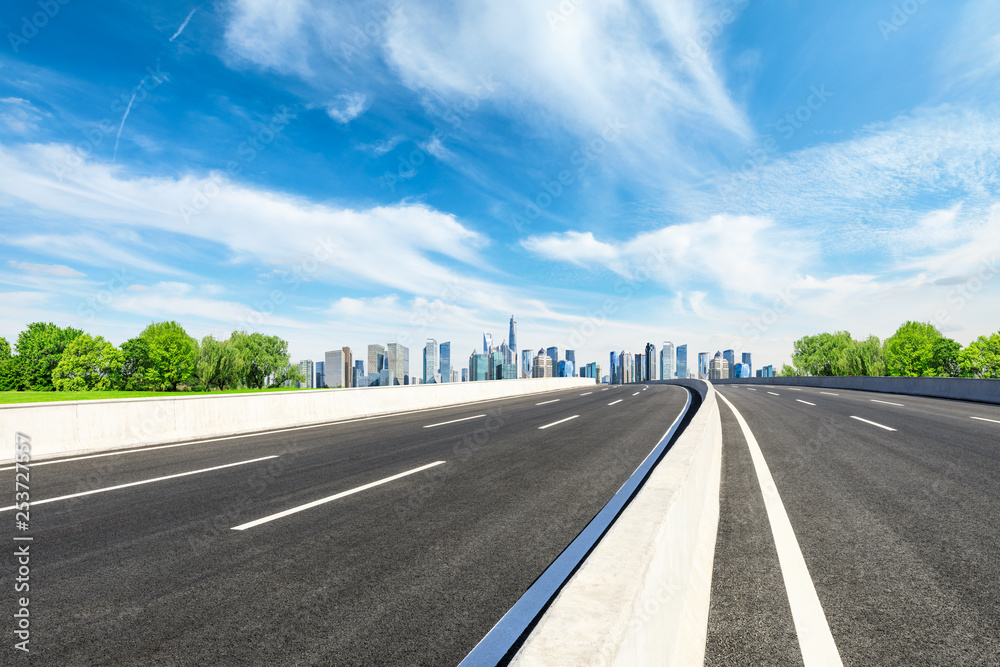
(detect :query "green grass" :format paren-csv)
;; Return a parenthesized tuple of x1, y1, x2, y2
(0, 386, 311, 405)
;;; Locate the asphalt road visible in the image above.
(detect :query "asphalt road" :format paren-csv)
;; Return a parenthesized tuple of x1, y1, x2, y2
(2, 383, 688, 666)
(706, 383, 1000, 666)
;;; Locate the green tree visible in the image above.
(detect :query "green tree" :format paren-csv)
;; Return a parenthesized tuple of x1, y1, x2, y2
(958, 331, 1000, 378)
(52, 334, 122, 391)
(12, 322, 84, 390)
(0, 336, 14, 391)
(778, 364, 800, 377)
(138, 321, 198, 390)
(791, 331, 854, 376)
(269, 362, 306, 389)
(194, 335, 244, 390)
(116, 336, 153, 390)
(229, 331, 294, 389)
(834, 335, 886, 376)
(883, 321, 961, 377)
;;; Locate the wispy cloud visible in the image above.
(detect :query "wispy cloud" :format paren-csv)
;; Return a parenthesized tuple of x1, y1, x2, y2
(7, 260, 86, 278)
(169, 7, 199, 42)
(0, 97, 43, 134)
(325, 92, 368, 124)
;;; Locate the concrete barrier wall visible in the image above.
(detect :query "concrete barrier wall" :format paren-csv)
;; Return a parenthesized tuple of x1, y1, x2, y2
(512, 380, 722, 666)
(713, 376, 1000, 404)
(0, 378, 595, 462)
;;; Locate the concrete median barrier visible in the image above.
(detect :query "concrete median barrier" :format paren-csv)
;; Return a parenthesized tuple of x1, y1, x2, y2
(511, 379, 722, 666)
(0, 378, 595, 462)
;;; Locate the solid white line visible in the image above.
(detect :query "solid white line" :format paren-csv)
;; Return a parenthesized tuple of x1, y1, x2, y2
(632, 392, 641, 396)
(607, 399, 623, 406)
(423, 414, 487, 428)
(536, 399, 561, 406)
(0, 456, 278, 512)
(767, 391, 780, 396)
(716, 392, 843, 666)
(796, 400, 816, 406)
(580, 392, 593, 396)
(850, 416, 897, 431)
(870, 399, 904, 407)
(820, 392, 839, 396)
(971, 416, 1000, 424)
(232, 460, 446, 530)
(538, 415, 579, 430)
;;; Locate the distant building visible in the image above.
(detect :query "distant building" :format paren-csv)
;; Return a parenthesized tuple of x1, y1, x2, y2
(676, 344, 688, 380)
(709, 351, 728, 380)
(352, 359, 365, 388)
(368, 344, 385, 386)
(742, 352, 752, 378)
(451, 369, 459, 383)
(734, 363, 751, 378)
(315, 360, 325, 389)
(386, 343, 408, 386)
(483, 332, 493, 355)
(470, 351, 488, 382)
(298, 360, 314, 389)
(509, 315, 517, 374)
(661, 341, 675, 380)
(698, 352, 710, 380)
(440, 341, 451, 383)
(424, 339, 438, 384)
(324, 348, 353, 388)
(610, 351, 620, 384)
(645, 343, 656, 381)
(461, 368, 469, 382)
(723, 349, 736, 379)
(521, 349, 534, 378)
(762, 364, 774, 377)
(565, 349, 576, 370)
(532, 348, 552, 378)
(546, 346, 559, 369)
(557, 360, 575, 377)
(497, 363, 517, 380)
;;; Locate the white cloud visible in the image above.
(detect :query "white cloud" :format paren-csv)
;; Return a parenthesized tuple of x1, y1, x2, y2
(325, 92, 368, 124)
(223, 0, 313, 75)
(7, 260, 85, 278)
(357, 135, 404, 155)
(0, 98, 43, 134)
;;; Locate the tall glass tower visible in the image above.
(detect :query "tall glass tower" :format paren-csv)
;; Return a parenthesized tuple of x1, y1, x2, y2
(423, 339, 438, 384)
(661, 341, 675, 380)
(508, 315, 517, 373)
(676, 344, 688, 379)
(440, 341, 451, 383)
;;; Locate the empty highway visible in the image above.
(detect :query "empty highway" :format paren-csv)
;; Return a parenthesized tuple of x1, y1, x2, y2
(2, 384, 687, 666)
(707, 384, 1000, 666)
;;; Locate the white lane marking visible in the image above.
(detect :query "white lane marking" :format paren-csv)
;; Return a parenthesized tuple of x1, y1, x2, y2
(767, 391, 780, 396)
(580, 392, 593, 396)
(850, 416, 897, 432)
(232, 460, 446, 530)
(632, 392, 641, 396)
(538, 415, 580, 430)
(536, 399, 561, 406)
(796, 400, 816, 406)
(747, 388, 757, 391)
(788, 388, 802, 391)
(423, 414, 486, 429)
(607, 399, 623, 406)
(870, 399, 904, 407)
(970, 416, 1000, 424)
(602, 388, 609, 391)
(716, 392, 844, 666)
(820, 392, 839, 396)
(0, 456, 278, 512)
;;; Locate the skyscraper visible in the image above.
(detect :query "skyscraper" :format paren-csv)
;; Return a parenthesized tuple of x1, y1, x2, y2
(325, 349, 351, 388)
(676, 344, 688, 379)
(698, 352, 710, 380)
(470, 351, 488, 381)
(367, 344, 385, 386)
(742, 352, 752, 377)
(558, 359, 574, 377)
(386, 343, 407, 386)
(709, 351, 728, 380)
(508, 315, 517, 374)
(440, 341, 451, 383)
(521, 349, 534, 378)
(297, 360, 314, 389)
(644, 343, 656, 381)
(610, 351, 620, 384)
(461, 368, 468, 382)
(315, 360, 325, 389)
(661, 341, 675, 380)
(353, 360, 366, 387)
(723, 349, 736, 379)
(566, 349, 576, 368)
(483, 332, 493, 354)
(424, 339, 438, 384)
(532, 348, 552, 377)
(546, 346, 559, 368)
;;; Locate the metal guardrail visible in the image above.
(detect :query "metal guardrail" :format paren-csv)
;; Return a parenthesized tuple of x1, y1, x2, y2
(458, 386, 696, 666)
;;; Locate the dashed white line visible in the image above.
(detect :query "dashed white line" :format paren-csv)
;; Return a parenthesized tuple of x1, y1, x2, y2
(632, 392, 641, 396)
(716, 392, 843, 666)
(538, 415, 580, 430)
(850, 416, 897, 431)
(788, 388, 802, 391)
(607, 399, 623, 406)
(796, 400, 816, 406)
(767, 391, 781, 396)
(747, 388, 757, 391)
(423, 414, 487, 428)
(970, 416, 1000, 424)
(820, 392, 839, 396)
(602, 388, 609, 391)
(870, 399, 905, 407)
(232, 460, 446, 530)
(536, 399, 561, 406)
(0, 456, 278, 512)
(580, 392, 593, 396)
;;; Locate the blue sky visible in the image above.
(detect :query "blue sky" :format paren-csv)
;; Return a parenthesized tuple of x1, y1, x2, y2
(2, 0, 999, 373)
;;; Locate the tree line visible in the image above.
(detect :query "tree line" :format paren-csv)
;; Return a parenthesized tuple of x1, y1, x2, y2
(0, 321, 305, 392)
(779, 321, 1000, 378)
